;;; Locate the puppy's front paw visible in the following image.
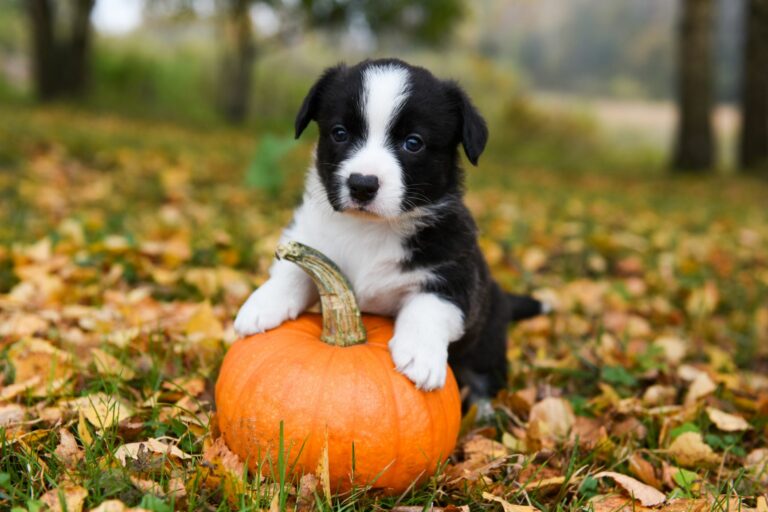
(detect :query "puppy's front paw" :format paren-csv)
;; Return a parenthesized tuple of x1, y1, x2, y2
(389, 335, 448, 391)
(234, 287, 302, 336)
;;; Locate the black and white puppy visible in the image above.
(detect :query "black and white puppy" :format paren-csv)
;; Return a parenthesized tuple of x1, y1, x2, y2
(234, 58, 545, 407)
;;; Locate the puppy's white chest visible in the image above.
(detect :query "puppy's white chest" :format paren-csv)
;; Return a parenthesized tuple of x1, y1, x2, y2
(284, 198, 429, 316)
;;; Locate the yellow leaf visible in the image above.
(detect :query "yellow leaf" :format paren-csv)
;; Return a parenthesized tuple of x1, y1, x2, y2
(78, 408, 93, 447)
(184, 301, 224, 340)
(667, 432, 720, 467)
(91, 347, 136, 380)
(77, 393, 134, 431)
(483, 491, 540, 511)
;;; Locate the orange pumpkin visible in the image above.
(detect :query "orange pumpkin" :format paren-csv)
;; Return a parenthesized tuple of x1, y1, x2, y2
(215, 242, 461, 494)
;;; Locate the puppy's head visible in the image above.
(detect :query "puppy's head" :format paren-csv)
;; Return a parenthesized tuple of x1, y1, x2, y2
(295, 59, 488, 219)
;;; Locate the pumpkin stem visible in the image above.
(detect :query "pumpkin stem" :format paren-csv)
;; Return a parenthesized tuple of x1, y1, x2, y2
(275, 241, 367, 346)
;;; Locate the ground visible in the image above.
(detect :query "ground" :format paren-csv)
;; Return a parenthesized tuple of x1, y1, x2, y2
(1, 105, 767, 511)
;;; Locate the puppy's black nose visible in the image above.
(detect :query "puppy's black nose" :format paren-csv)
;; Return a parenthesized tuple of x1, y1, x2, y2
(347, 173, 379, 203)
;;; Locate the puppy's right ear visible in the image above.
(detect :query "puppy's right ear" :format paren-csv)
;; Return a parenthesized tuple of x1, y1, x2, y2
(294, 64, 344, 139)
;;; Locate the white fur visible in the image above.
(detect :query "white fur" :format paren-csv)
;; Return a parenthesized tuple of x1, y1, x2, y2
(234, 167, 462, 389)
(389, 293, 465, 390)
(337, 64, 410, 218)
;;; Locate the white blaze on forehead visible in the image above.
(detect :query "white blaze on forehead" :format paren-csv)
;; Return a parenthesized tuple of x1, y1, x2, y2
(362, 65, 410, 143)
(336, 64, 410, 218)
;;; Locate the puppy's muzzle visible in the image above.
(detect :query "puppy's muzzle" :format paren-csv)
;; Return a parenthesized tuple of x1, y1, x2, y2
(347, 173, 379, 204)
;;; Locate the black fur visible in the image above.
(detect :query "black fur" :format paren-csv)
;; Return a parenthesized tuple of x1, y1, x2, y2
(296, 59, 544, 408)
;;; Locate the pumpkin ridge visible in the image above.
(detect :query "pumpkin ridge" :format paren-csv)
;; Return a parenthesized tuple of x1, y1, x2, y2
(230, 335, 305, 459)
(368, 341, 401, 487)
(302, 339, 339, 479)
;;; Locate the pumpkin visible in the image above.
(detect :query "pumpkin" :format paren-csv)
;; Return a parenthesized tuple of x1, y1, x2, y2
(215, 241, 461, 494)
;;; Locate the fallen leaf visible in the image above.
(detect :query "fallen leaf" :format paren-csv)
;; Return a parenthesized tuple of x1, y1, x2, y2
(589, 495, 654, 512)
(78, 393, 134, 430)
(316, 429, 331, 504)
(114, 438, 192, 466)
(91, 347, 136, 380)
(684, 372, 717, 406)
(522, 476, 566, 492)
(528, 397, 575, 439)
(628, 453, 662, 490)
(667, 432, 720, 467)
(705, 407, 751, 432)
(184, 301, 224, 340)
(594, 471, 666, 506)
(202, 436, 248, 501)
(54, 428, 83, 469)
(40, 485, 88, 512)
(483, 491, 540, 511)
(90, 499, 152, 512)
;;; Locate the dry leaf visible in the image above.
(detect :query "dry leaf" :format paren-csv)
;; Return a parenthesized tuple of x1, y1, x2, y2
(628, 453, 662, 490)
(78, 393, 134, 430)
(589, 495, 655, 512)
(667, 432, 720, 467)
(202, 436, 248, 501)
(522, 476, 566, 492)
(115, 438, 192, 465)
(684, 372, 717, 406)
(316, 429, 332, 504)
(594, 471, 666, 506)
(705, 407, 751, 432)
(90, 499, 152, 512)
(54, 428, 83, 469)
(528, 397, 575, 439)
(91, 347, 136, 380)
(40, 485, 88, 512)
(483, 492, 540, 511)
(185, 301, 224, 340)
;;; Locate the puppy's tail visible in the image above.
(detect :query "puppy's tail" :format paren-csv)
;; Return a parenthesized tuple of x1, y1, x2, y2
(505, 293, 550, 322)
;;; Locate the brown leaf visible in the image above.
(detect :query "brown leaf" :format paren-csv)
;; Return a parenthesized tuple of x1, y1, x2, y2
(594, 471, 666, 506)
(628, 453, 662, 490)
(40, 485, 88, 512)
(522, 476, 566, 493)
(589, 495, 655, 512)
(201, 436, 248, 501)
(316, 429, 332, 504)
(54, 428, 83, 469)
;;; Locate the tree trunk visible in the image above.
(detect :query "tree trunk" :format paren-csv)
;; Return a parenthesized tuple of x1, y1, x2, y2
(672, 0, 716, 172)
(28, 0, 95, 101)
(740, 0, 768, 172)
(28, 0, 58, 99)
(68, 0, 96, 96)
(220, 0, 255, 124)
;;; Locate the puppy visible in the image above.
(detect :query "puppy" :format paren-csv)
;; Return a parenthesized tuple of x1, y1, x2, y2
(235, 58, 545, 408)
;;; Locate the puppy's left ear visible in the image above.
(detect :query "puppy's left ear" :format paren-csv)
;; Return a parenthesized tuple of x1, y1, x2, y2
(295, 64, 344, 139)
(447, 82, 489, 166)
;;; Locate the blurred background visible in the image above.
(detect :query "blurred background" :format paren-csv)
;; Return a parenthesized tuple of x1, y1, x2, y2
(1, 0, 766, 175)
(0, 1, 766, 358)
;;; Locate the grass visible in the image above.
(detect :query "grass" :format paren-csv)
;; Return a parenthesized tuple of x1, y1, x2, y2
(0, 102, 767, 511)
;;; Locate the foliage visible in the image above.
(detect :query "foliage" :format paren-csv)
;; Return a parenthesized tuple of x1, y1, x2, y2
(0, 104, 767, 510)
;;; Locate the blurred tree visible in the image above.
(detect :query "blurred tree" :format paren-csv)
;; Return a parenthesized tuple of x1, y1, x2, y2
(672, 0, 715, 172)
(740, 0, 768, 172)
(28, 0, 95, 100)
(212, 0, 464, 123)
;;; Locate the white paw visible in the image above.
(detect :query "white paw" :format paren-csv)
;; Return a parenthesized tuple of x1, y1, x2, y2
(233, 287, 302, 336)
(389, 335, 448, 391)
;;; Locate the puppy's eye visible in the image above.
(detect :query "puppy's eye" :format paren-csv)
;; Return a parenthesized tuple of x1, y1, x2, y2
(331, 125, 349, 143)
(403, 134, 424, 153)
